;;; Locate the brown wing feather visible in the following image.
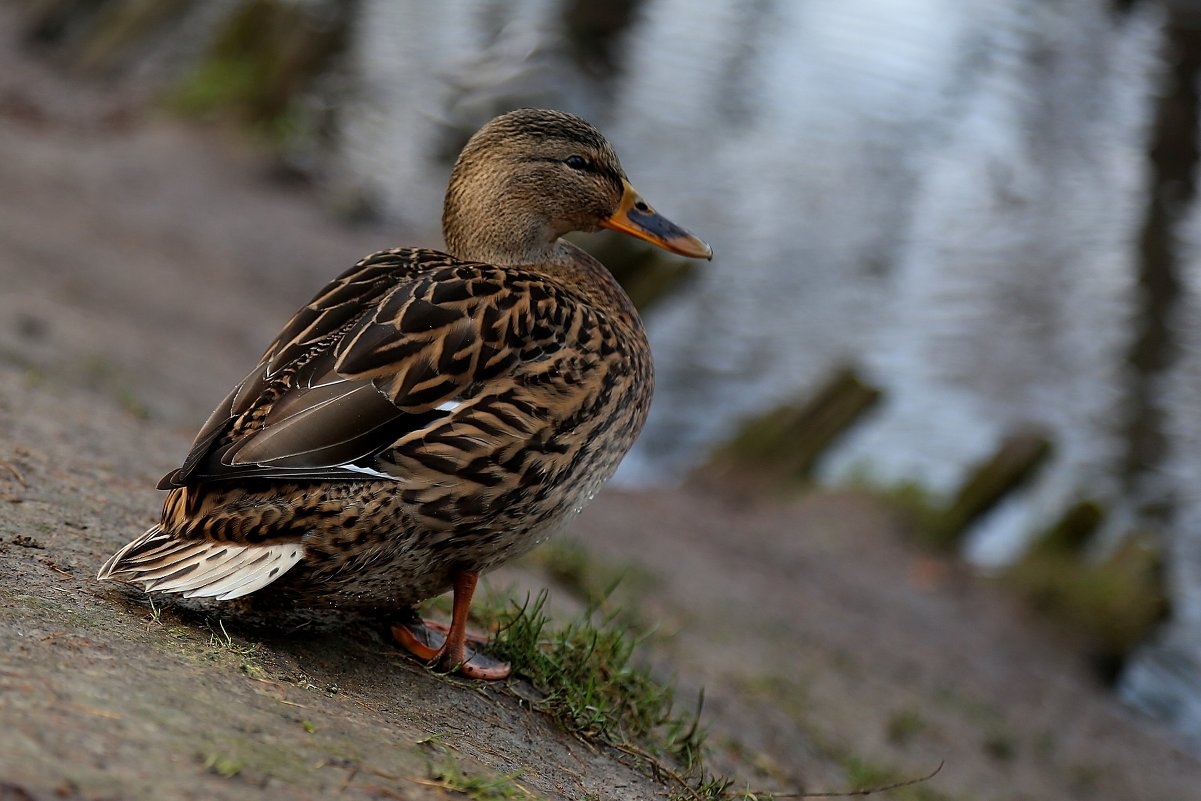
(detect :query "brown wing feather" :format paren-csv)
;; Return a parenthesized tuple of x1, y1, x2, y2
(160, 248, 599, 488)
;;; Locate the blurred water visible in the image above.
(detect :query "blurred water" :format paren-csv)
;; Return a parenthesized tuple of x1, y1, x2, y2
(821, 0, 1158, 565)
(338, 1, 1156, 549)
(608, 0, 975, 483)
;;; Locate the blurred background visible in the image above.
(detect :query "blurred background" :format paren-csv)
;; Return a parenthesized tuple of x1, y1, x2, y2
(7, 0, 1201, 753)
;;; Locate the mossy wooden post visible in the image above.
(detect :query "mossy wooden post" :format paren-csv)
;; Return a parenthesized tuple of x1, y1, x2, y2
(705, 366, 883, 485)
(1039, 499, 1106, 554)
(75, 0, 193, 74)
(927, 430, 1053, 548)
(1004, 524, 1167, 680)
(170, 0, 354, 134)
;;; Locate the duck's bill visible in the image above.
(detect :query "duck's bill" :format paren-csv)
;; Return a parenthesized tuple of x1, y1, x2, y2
(600, 179, 713, 260)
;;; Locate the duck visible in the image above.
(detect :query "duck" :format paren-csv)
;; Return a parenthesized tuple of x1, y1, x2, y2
(97, 108, 711, 680)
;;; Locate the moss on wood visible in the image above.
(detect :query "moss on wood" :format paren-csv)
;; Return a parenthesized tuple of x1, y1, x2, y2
(1004, 523, 1168, 680)
(168, 0, 353, 140)
(924, 431, 1053, 549)
(75, 0, 192, 74)
(705, 366, 883, 485)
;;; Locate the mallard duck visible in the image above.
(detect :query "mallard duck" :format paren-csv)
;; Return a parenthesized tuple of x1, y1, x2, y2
(98, 108, 711, 679)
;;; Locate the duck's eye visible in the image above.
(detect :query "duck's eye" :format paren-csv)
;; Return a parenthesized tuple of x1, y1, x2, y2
(565, 155, 589, 170)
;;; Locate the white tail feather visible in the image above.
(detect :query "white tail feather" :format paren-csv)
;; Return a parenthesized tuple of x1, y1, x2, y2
(98, 525, 303, 601)
(182, 546, 303, 600)
(148, 548, 260, 594)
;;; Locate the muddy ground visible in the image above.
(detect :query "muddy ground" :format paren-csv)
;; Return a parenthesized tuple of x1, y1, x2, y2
(2, 41, 1200, 801)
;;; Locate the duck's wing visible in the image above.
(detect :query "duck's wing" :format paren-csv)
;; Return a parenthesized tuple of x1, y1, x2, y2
(159, 248, 588, 488)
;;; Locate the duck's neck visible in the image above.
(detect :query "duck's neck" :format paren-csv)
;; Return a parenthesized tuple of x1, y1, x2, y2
(534, 240, 641, 319)
(443, 197, 638, 320)
(442, 165, 560, 267)
(443, 218, 558, 268)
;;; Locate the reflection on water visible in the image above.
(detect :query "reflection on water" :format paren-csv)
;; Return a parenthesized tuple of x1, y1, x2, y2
(1123, 169, 1201, 744)
(334, 0, 1201, 741)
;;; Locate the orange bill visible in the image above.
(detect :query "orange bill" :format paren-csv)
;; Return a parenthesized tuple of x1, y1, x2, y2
(600, 179, 713, 260)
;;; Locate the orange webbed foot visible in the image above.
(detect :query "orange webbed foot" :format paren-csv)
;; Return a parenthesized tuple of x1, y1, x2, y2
(392, 616, 510, 680)
(391, 571, 510, 681)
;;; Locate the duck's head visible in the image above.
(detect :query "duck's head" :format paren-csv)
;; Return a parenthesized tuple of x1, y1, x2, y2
(442, 108, 711, 267)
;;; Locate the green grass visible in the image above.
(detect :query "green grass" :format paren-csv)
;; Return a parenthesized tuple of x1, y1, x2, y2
(197, 618, 267, 679)
(169, 58, 261, 119)
(477, 591, 742, 799)
(886, 708, 928, 747)
(518, 537, 657, 633)
(203, 751, 245, 778)
(427, 752, 542, 800)
(488, 592, 702, 763)
(479, 591, 941, 801)
(524, 536, 616, 606)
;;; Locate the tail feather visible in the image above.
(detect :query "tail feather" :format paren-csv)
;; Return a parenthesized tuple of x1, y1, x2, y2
(142, 547, 263, 595)
(180, 547, 302, 599)
(97, 525, 169, 580)
(98, 525, 304, 601)
(122, 540, 198, 565)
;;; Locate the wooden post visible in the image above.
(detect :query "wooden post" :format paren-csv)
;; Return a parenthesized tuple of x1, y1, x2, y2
(927, 430, 1053, 548)
(703, 366, 883, 484)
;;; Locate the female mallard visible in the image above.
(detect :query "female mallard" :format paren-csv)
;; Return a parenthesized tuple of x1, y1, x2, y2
(98, 108, 711, 679)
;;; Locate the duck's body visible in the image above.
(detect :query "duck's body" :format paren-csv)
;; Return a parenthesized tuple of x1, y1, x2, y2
(99, 109, 710, 678)
(121, 245, 651, 610)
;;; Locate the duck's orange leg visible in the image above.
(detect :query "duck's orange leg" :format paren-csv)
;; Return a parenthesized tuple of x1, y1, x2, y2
(391, 570, 510, 681)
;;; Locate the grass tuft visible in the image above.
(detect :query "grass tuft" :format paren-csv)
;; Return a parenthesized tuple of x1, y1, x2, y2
(204, 618, 265, 678)
(203, 751, 245, 778)
(489, 591, 700, 756)
(428, 752, 540, 800)
(479, 591, 748, 800)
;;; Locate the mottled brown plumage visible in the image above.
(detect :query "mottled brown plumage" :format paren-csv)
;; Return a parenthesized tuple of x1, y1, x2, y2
(98, 108, 711, 678)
